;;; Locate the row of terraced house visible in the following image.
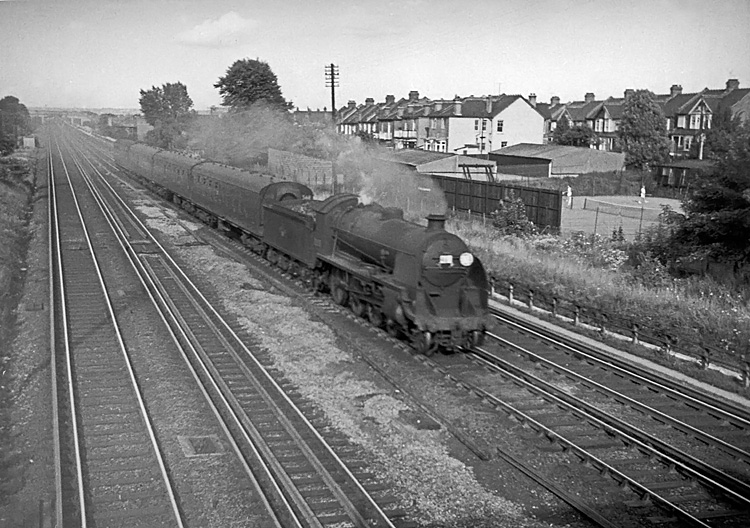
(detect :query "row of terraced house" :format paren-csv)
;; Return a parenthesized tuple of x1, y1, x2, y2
(333, 79, 750, 160)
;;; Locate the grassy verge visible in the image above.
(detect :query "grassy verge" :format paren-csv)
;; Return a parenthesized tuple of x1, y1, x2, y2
(449, 218, 750, 396)
(0, 152, 36, 506)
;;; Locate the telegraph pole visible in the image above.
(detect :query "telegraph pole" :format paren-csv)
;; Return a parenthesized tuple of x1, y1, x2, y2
(324, 63, 339, 124)
(325, 63, 339, 193)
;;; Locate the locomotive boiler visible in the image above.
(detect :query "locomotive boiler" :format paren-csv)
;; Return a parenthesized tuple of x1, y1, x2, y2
(264, 195, 489, 354)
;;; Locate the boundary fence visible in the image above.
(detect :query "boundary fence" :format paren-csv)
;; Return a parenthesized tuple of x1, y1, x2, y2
(429, 175, 563, 232)
(489, 275, 750, 388)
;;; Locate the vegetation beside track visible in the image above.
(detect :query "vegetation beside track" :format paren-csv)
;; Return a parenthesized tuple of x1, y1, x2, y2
(450, 217, 750, 395)
(0, 152, 36, 506)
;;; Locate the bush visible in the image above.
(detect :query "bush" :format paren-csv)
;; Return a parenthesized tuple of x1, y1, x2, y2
(491, 191, 537, 237)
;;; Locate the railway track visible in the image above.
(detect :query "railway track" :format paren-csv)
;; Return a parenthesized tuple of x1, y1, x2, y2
(49, 135, 184, 527)
(443, 307, 750, 527)
(52, 127, 411, 527)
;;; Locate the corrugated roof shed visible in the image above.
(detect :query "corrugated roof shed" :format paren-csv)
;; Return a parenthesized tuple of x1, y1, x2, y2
(491, 143, 625, 175)
(385, 149, 452, 167)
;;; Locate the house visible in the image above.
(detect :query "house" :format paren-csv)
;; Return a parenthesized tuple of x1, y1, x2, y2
(336, 92, 544, 154)
(662, 79, 750, 158)
(428, 94, 544, 155)
(545, 79, 750, 159)
(531, 95, 565, 144)
(292, 107, 334, 126)
(488, 143, 625, 179)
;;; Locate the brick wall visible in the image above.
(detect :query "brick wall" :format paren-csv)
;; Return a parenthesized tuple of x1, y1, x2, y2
(268, 148, 332, 190)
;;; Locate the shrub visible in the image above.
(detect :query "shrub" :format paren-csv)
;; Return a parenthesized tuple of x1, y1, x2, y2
(491, 191, 537, 237)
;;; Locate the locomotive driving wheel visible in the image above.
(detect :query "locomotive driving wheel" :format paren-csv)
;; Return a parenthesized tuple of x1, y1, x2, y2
(367, 304, 384, 328)
(412, 331, 438, 357)
(329, 275, 348, 306)
(349, 297, 366, 318)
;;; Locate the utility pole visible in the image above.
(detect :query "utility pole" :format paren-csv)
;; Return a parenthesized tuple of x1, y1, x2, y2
(324, 63, 339, 125)
(325, 63, 339, 193)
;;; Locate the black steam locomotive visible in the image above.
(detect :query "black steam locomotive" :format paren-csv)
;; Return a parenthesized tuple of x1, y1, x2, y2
(114, 140, 488, 354)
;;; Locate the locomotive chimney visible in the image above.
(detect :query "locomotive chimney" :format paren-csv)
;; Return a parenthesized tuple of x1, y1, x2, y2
(426, 214, 446, 231)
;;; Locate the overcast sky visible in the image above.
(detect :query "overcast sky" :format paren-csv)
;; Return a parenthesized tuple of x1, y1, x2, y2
(2, 0, 749, 111)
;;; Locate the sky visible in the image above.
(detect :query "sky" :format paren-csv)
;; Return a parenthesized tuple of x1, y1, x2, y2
(1, 0, 749, 112)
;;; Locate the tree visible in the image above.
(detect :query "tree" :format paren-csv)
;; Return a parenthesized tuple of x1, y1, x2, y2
(669, 121, 750, 263)
(0, 96, 31, 153)
(138, 82, 194, 148)
(617, 90, 670, 171)
(139, 82, 194, 126)
(552, 114, 571, 144)
(553, 117, 597, 147)
(214, 59, 291, 111)
(702, 105, 743, 160)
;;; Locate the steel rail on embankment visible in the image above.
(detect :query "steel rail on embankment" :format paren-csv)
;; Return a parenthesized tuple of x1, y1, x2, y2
(468, 307, 750, 526)
(48, 132, 185, 528)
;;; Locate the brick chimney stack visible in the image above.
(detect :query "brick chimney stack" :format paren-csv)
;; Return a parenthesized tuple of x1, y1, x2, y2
(670, 84, 682, 97)
(584, 92, 595, 103)
(453, 96, 463, 116)
(725, 78, 740, 92)
(528, 93, 537, 107)
(550, 96, 560, 106)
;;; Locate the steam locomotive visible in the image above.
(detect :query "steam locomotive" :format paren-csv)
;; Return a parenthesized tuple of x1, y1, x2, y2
(113, 140, 488, 354)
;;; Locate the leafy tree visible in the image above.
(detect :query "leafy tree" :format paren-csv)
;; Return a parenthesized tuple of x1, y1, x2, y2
(139, 82, 194, 125)
(669, 122, 750, 263)
(138, 82, 194, 148)
(554, 121, 597, 147)
(0, 96, 31, 153)
(552, 114, 571, 144)
(702, 106, 743, 160)
(0, 135, 15, 156)
(188, 102, 295, 167)
(214, 59, 291, 111)
(617, 90, 670, 170)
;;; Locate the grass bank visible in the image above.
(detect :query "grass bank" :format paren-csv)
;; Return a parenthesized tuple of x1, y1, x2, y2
(0, 152, 36, 506)
(450, 218, 750, 395)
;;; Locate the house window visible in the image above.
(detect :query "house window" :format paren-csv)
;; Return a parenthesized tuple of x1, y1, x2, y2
(689, 114, 701, 129)
(482, 119, 487, 130)
(677, 116, 686, 128)
(684, 136, 692, 151)
(474, 119, 479, 131)
(496, 120, 504, 132)
(501, 141, 508, 148)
